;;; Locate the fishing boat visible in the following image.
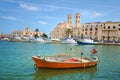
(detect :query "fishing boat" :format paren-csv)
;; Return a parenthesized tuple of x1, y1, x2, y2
(32, 49, 98, 69)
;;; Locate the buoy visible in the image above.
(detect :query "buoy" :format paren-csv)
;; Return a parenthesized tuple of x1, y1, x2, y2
(92, 48, 97, 54)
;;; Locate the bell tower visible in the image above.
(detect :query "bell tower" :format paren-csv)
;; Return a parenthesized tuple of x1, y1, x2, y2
(67, 14, 72, 26)
(75, 13, 80, 28)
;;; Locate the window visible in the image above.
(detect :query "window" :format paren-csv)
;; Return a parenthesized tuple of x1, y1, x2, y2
(119, 28, 120, 30)
(85, 28, 88, 31)
(90, 28, 92, 31)
(119, 24, 120, 26)
(90, 32, 92, 35)
(101, 25, 102, 27)
(76, 21, 77, 23)
(104, 27, 106, 29)
(95, 28, 98, 31)
(96, 25, 98, 27)
(95, 32, 97, 35)
(113, 26, 115, 29)
(108, 26, 110, 29)
(85, 32, 87, 35)
(91, 25, 93, 27)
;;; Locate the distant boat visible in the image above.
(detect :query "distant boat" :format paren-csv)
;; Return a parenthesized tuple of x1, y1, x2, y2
(44, 38, 53, 44)
(32, 51, 98, 69)
(51, 38, 61, 43)
(30, 37, 45, 43)
(1, 38, 9, 41)
(61, 38, 77, 44)
(77, 36, 98, 45)
(10, 36, 22, 42)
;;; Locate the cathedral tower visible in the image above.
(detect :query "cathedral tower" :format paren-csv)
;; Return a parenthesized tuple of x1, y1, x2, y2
(75, 13, 80, 27)
(67, 14, 72, 26)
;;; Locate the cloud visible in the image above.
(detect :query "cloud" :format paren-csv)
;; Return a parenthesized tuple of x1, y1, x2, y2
(20, 3, 38, 11)
(0, 16, 17, 20)
(80, 10, 103, 18)
(38, 21, 47, 25)
(39, 4, 78, 12)
(39, 4, 104, 18)
(90, 12, 103, 18)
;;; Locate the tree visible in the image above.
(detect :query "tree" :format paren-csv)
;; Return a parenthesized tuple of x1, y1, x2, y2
(65, 28, 73, 38)
(41, 33, 48, 38)
(34, 28, 39, 38)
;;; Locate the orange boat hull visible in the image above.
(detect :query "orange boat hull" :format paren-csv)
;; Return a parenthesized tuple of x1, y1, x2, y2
(32, 56, 98, 69)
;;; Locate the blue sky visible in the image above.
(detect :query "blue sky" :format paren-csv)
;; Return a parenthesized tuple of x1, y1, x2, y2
(0, 0, 120, 36)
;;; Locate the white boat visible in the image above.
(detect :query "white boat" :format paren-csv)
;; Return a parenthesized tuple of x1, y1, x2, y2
(11, 36, 22, 42)
(77, 36, 98, 45)
(44, 38, 53, 43)
(61, 38, 77, 44)
(1, 38, 9, 41)
(51, 38, 61, 43)
(30, 37, 45, 43)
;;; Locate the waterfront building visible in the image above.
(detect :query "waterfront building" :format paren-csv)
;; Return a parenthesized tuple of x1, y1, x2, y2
(50, 13, 120, 41)
(12, 27, 43, 37)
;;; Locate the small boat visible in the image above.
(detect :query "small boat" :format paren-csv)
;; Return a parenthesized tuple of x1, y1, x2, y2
(32, 49, 98, 69)
(61, 38, 77, 44)
(51, 38, 61, 43)
(10, 36, 22, 42)
(30, 37, 45, 43)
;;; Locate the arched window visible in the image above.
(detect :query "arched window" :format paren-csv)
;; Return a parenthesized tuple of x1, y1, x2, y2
(85, 28, 88, 31)
(90, 32, 92, 35)
(104, 27, 106, 29)
(90, 28, 92, 31)
(113, 26, 115, 29)
(108, 26, 110, 29)
(95, 28, 98, 31)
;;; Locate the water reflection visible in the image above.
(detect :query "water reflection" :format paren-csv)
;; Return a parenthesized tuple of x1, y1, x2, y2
(33, 66, 97, 80)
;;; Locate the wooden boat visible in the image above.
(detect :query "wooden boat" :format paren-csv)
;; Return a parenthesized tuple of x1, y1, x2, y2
(32, 52, 98, 69)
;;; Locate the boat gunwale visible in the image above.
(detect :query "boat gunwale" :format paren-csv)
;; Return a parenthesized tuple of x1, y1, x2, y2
(32, 56, 98, 64)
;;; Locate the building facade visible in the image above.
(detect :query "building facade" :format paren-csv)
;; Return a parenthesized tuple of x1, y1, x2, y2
(12, 27, 43, 37)
(50, 13, 120, 41)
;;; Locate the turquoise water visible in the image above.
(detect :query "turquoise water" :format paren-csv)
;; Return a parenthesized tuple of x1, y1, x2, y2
(0, 41, 120, 80)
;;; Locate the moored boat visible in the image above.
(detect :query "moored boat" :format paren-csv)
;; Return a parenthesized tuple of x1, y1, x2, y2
(32, 49, 98, 69)
(30, 37, 45, 43)
(51, 38, 61, 43)
(77, 36, 98, 45)
(61, 38, 77, 44)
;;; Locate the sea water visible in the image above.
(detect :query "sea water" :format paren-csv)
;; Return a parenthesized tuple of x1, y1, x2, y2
(0, 41, 120, 80)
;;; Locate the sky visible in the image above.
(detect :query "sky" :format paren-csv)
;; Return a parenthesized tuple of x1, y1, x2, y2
(0, 0, 120, 36)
